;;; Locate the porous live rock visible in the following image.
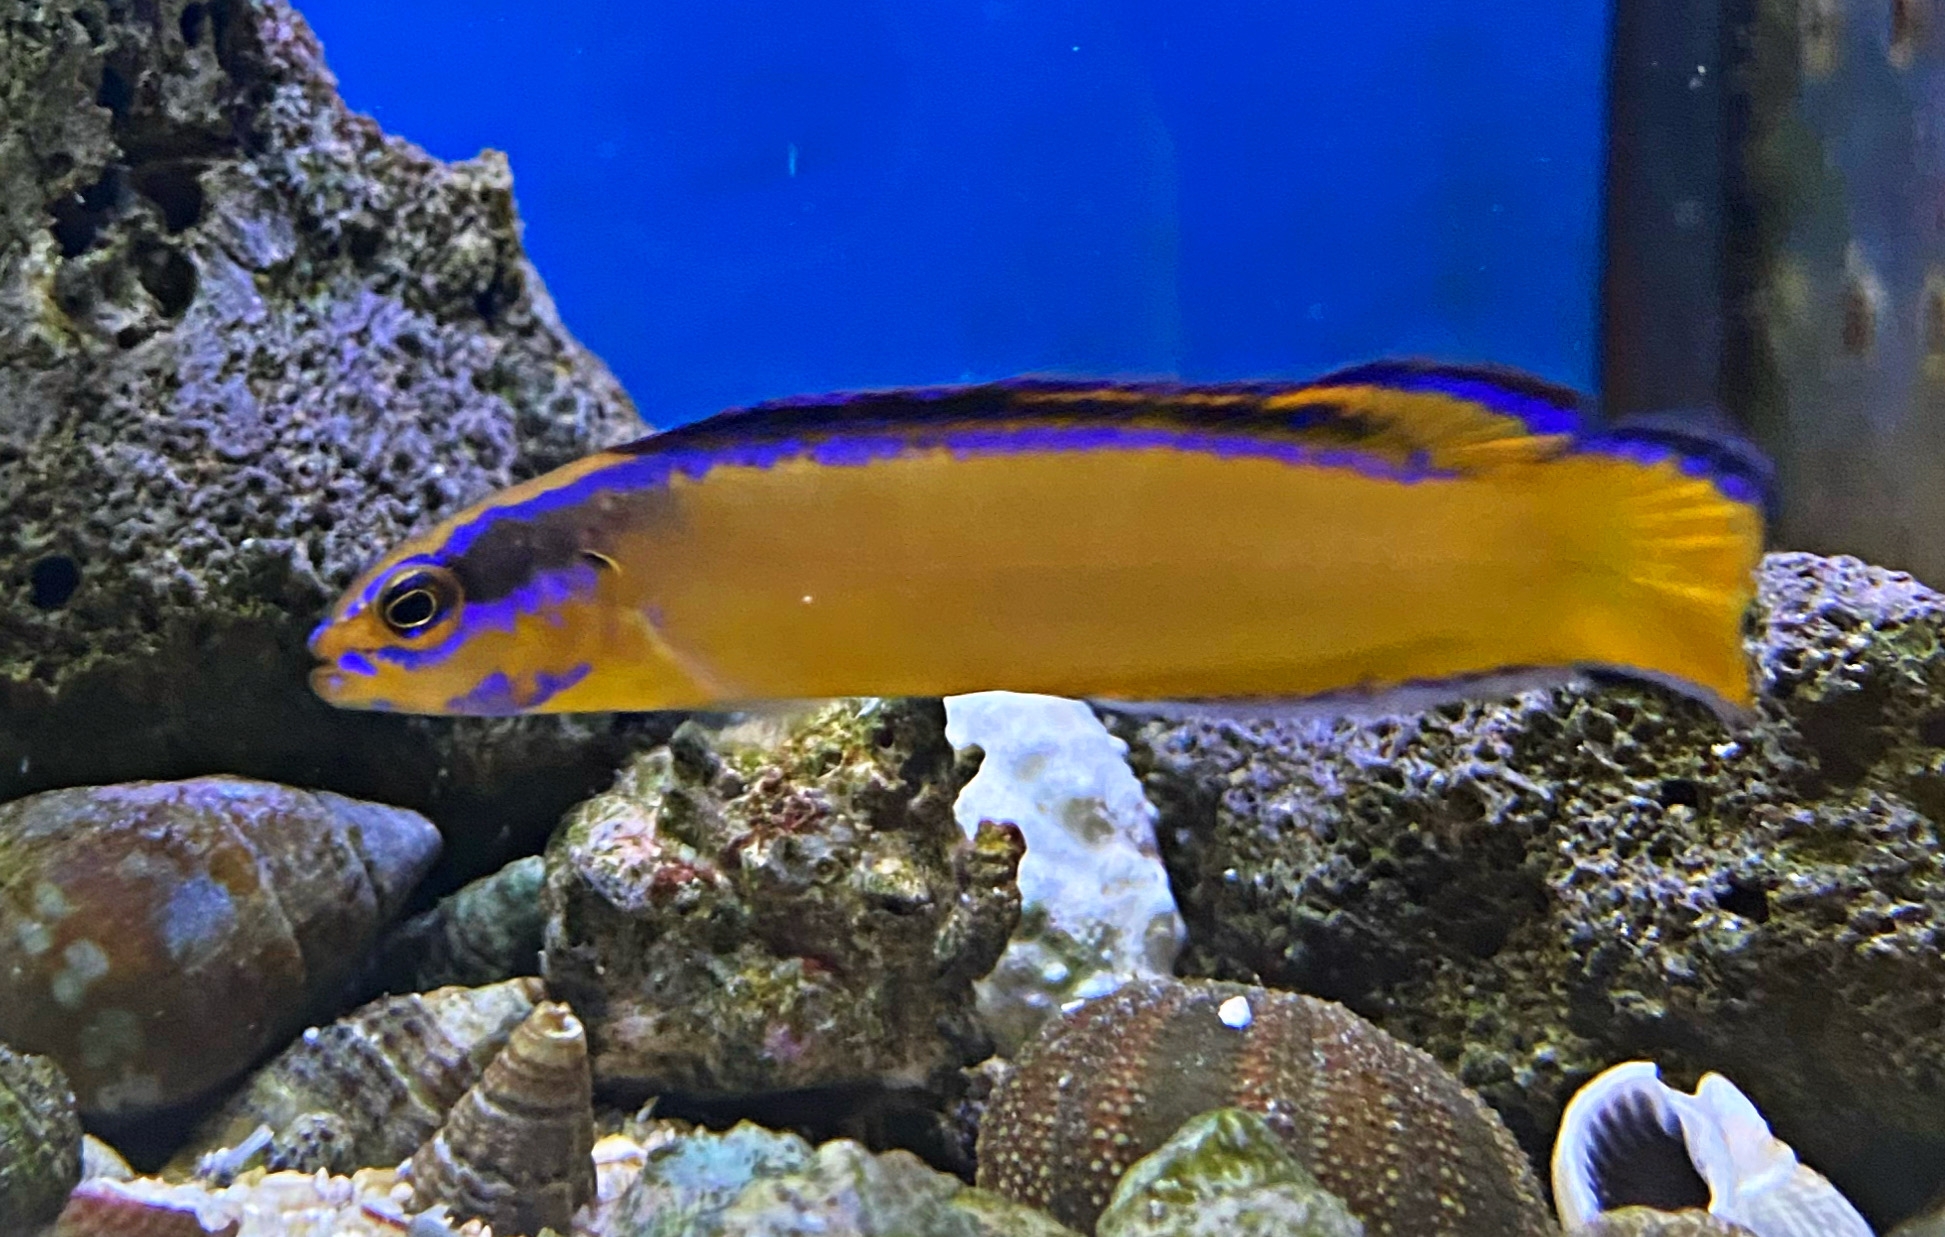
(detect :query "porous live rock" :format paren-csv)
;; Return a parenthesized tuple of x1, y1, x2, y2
(1094, 1108, 1364, 1237)
(1113, 552, 1945, 1226)
(0, 1041, 82, 1233)
(602, 1121, 1079, 1237)
(944, 692, 1183, 1054)
(0, 0, 658, 860)
(0, 776, 438, 1118)
(542, 699, 1025, 1106)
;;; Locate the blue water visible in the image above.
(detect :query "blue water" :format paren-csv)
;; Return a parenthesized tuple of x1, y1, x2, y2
(301, 0, 1609, 426)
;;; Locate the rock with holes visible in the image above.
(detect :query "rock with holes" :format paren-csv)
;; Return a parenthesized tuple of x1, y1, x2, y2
(543, 699, 1025, 1105)
(0, 0, 663, 874)
(1113, 551, 1945, 1222)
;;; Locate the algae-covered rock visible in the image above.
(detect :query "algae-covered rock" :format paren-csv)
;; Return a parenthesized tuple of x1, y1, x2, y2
(0, 1042, 82, 1233)
(542, 698, 1024, 1099)
(1096, 1108, 1363, 1237)
(703, 1139, 1078, 1237)
(1115, 552, 1945, 1220)
(0, 0, 656, 861)
(604, 1121, 816, 1237)
(605, 1121, 1078, 1237)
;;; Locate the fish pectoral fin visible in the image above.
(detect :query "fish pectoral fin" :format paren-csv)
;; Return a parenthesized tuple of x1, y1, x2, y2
(632, 606, 743, 704)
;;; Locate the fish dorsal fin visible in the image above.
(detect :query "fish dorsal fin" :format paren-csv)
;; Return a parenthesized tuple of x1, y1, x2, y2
(1270, 359, 1586, 470)
(629, 360, 1589, 475)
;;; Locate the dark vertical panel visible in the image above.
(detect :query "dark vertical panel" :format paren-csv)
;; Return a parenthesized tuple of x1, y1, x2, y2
(1601, 0, 1732, 419)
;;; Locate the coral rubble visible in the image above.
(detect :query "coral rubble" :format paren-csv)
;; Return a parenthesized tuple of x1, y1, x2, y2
(944, 692, 1184, 1054)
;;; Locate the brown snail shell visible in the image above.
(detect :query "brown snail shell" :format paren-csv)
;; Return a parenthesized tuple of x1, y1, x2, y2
(167, 977, 546, 1178)
(0, 777, 440, 1117)
(408, 999, 596, 1235)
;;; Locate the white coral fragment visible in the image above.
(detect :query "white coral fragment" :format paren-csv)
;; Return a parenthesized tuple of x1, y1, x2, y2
(945, 692, 1185, 1053)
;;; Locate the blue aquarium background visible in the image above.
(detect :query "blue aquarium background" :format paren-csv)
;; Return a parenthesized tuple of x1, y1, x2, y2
(301, 0, 1610, 425)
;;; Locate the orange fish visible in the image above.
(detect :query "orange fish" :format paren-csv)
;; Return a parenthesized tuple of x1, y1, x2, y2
(308, 362, 1766, 719)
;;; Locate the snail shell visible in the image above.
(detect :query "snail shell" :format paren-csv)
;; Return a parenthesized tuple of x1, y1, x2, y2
(0, 777, 440, 1117)
(408, 999, 596, 1235)
(1551, 1061, 1870, 1237)
(167, 977, 545, 1178)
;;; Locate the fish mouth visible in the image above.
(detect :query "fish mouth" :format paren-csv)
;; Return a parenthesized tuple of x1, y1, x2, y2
(308, 664, 347, 702)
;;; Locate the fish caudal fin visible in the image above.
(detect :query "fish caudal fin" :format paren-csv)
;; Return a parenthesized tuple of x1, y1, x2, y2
(1547, 441, 1765, 718)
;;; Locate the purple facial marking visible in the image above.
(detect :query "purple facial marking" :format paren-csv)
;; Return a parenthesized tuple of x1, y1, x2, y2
(374, 641, 455, 671)
(443, 662, 592, 715)
(337, 651, 378, 677)
(446, 672, 519, 715)
(528, 661, 593, 707)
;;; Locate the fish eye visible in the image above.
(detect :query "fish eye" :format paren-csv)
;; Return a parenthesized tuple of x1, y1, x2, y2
(378, 566, 460, 636)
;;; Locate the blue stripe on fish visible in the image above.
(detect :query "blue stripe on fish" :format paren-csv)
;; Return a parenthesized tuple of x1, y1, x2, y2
(427, 417, 1464, 566)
